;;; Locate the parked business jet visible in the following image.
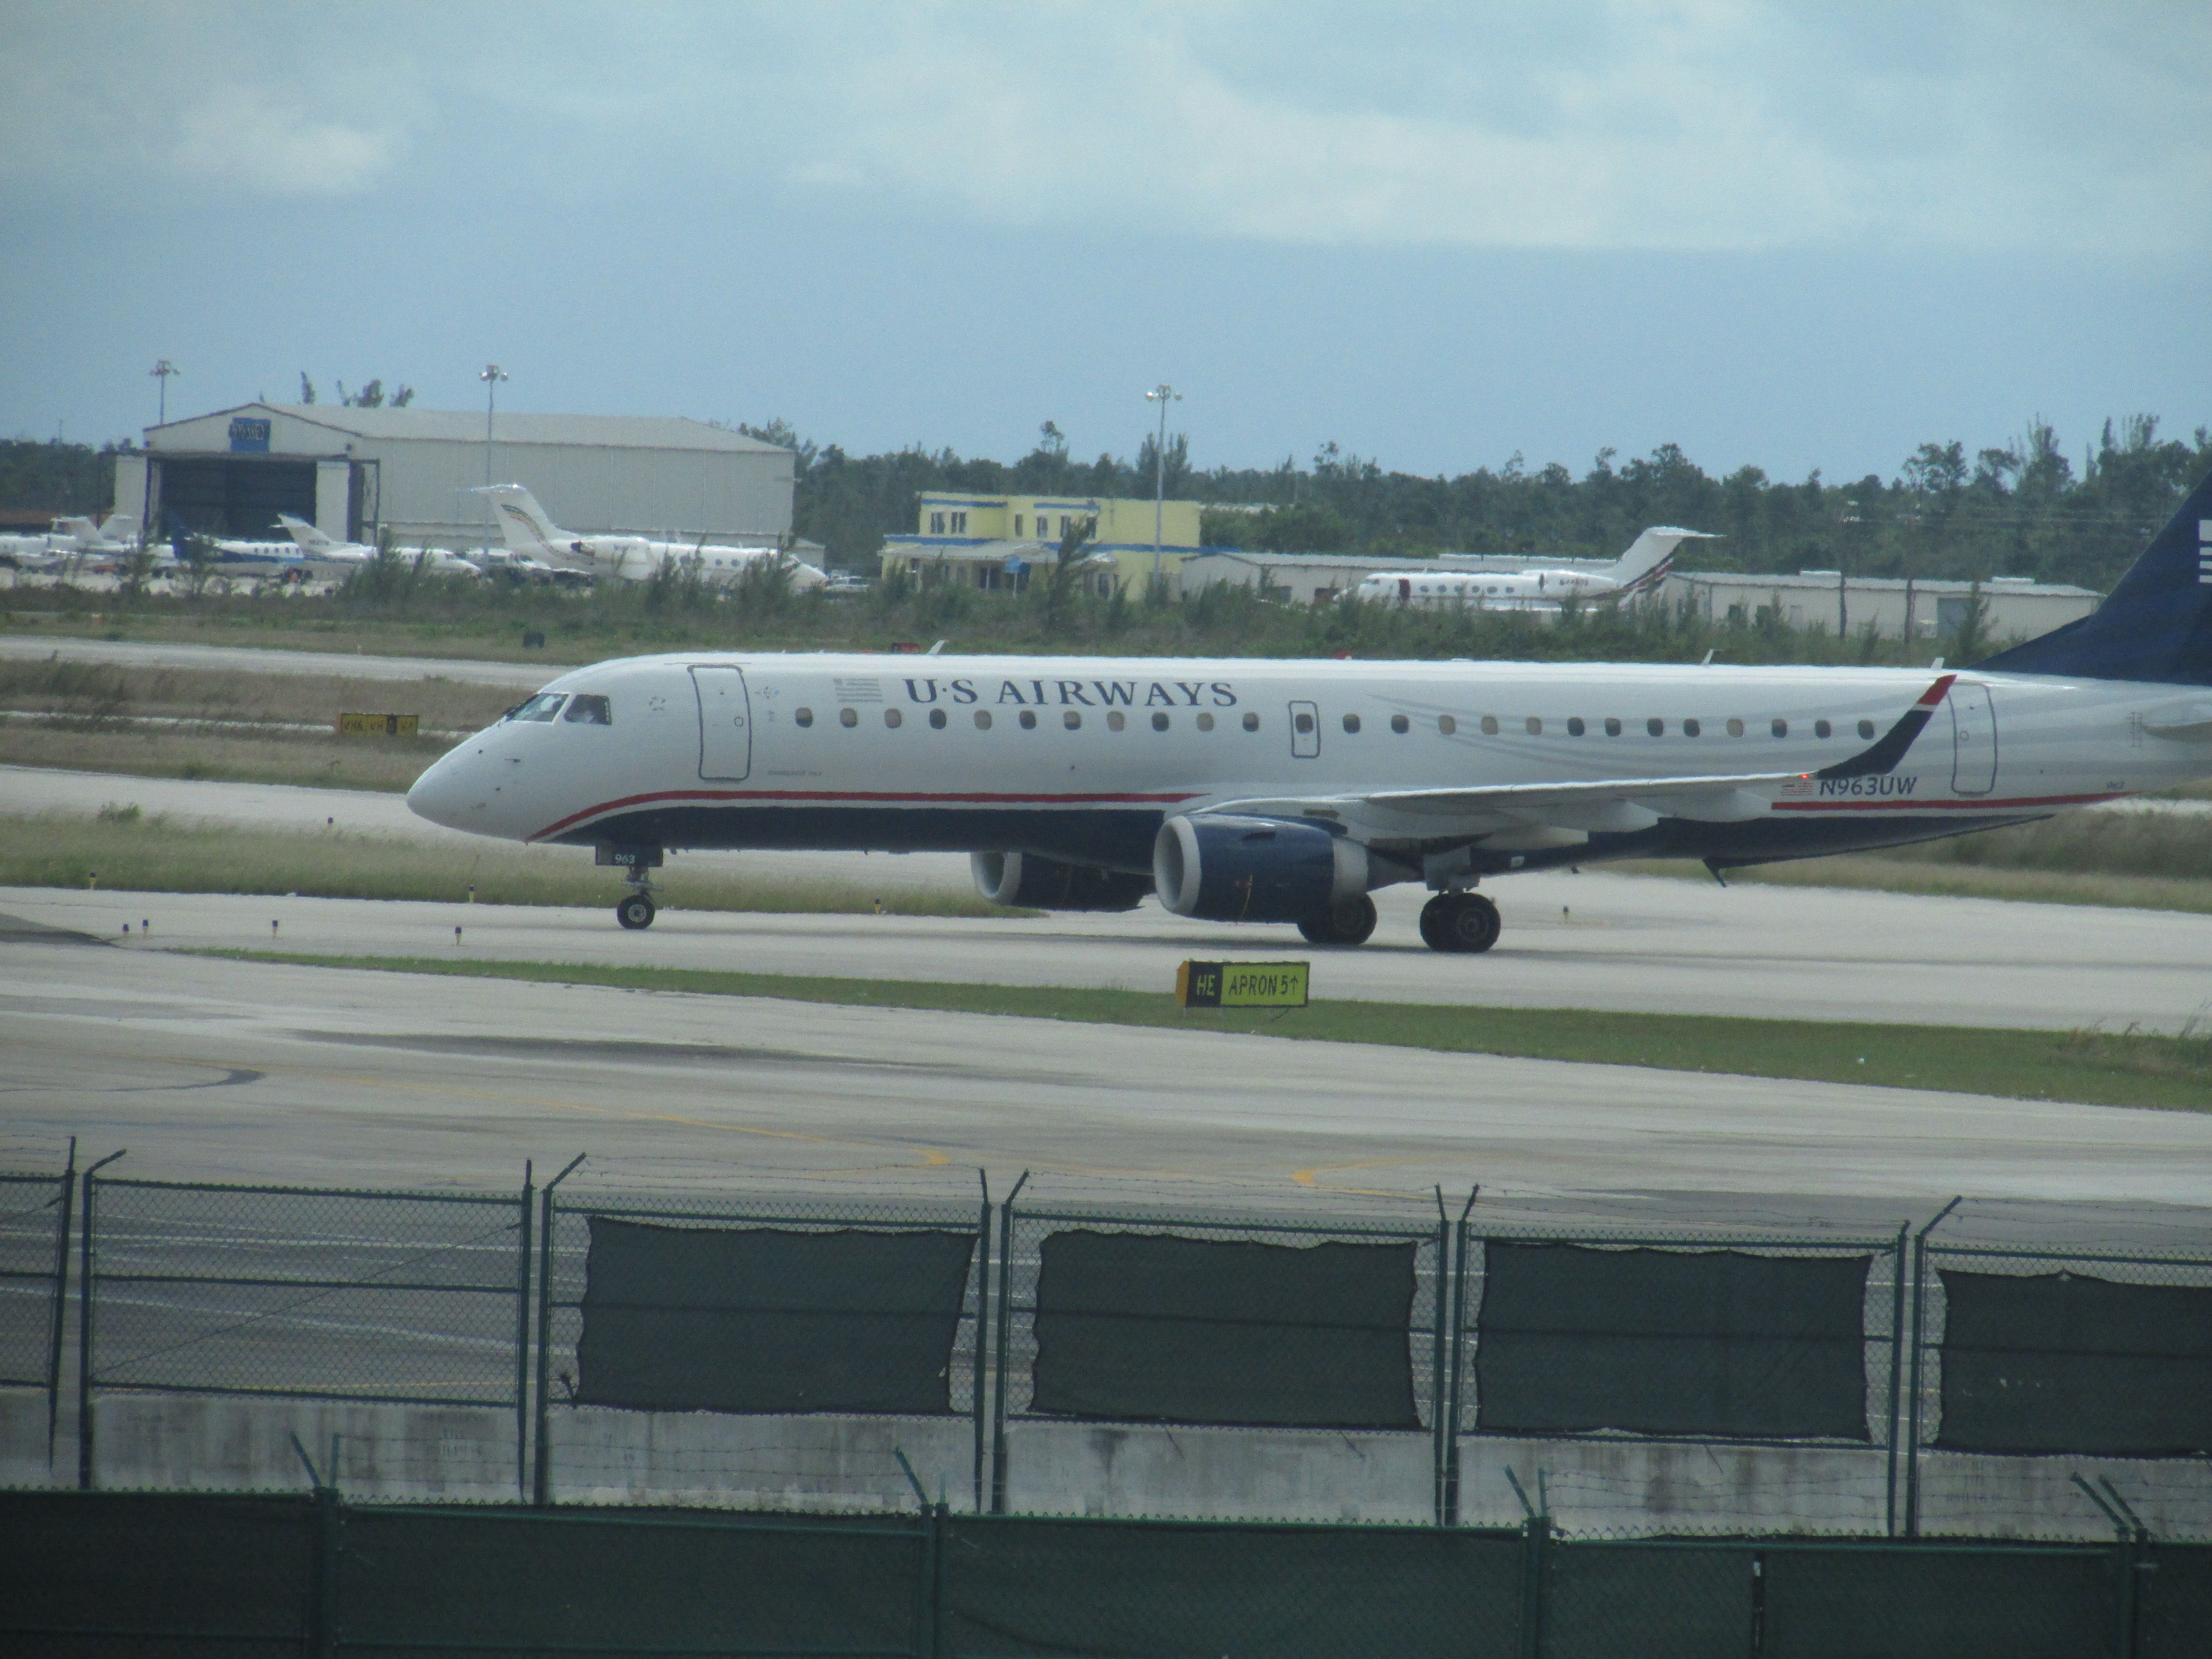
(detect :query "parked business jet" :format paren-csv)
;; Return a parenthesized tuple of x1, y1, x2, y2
(1350, 526, 1707, 612)
(473, 484, 828, 590)
(408, 473, 2212, 947)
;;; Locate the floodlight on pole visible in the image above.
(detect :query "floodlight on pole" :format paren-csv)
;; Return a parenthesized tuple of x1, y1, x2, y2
(149, 360, 179, 426)
(1145, 384, 1181, 588)
(479, 364, 508, 487)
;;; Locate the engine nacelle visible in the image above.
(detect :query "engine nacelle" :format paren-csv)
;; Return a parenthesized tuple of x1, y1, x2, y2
(971, 851, 1152, 912)
(1152, 814, 1368, 923)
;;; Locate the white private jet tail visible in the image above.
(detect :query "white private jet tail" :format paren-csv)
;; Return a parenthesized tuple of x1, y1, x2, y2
(472, 484, 588, 564)
(277, 514, 340, 553)
(1601, 527, 1714, 596)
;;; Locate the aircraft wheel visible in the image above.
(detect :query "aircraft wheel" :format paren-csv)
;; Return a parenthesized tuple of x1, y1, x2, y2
(1297, 893, 1378, 947)
(615, 892, 657, 930)
(1420, 892, 1501, 953)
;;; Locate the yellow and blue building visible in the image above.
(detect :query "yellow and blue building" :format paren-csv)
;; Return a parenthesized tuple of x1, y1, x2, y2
(881, 492, 1205, 595)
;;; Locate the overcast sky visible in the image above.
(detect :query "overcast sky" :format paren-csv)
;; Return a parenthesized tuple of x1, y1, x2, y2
(4, 2, 2207, 483)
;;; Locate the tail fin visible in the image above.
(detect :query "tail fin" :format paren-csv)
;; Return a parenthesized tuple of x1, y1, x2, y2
(1605, 527, 1712, 595)
(96, 511, 133, 541)
(277, 514, 334, 552)
(471, 484, 575, 560)
(50, 517, 97, 545)
(1977, 467, 2212, 685)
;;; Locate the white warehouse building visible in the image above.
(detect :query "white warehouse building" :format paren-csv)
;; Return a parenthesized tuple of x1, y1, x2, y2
(112, 404, 796, 549)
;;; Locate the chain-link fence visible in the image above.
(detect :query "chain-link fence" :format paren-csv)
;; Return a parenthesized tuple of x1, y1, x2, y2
(1451, 1214, 1911, 1537)
(79, 1170, 534, 1493)
(9, 1490, 2208, 1659)
(991, 1177, 1454, 1521)
(532, 1167, 994, 1511)
(1904, 1199, 2212, 1542)
(0, 1147, 74, 1480)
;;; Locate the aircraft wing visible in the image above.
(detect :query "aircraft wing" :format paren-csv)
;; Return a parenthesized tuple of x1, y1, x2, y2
(1204, 674, 1957, 842)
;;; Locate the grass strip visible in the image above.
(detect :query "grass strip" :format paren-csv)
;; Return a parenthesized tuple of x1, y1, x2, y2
(3, 811, 1022, 919)
(198, 949, 2212, 1113)
(1619, 856, 2212, 916)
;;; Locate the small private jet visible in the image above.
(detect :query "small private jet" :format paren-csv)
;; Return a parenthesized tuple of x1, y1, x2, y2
(474, 483, 827, 590)
(409, 474, 2212, 948)
(1350, 526, 1705, 613)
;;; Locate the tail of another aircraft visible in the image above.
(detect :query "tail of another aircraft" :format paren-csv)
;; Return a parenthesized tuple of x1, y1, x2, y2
(277, 514, 336, 553)
(1605, 527, 1711, 595)
(472, 484, 577, 561)
(1977, 467, 2212, 686)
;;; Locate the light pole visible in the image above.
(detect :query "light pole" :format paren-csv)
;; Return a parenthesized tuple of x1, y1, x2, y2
(149, 359, 178, 426)
(1145, 383, 1181, 589)
(479, 364, 508, 544)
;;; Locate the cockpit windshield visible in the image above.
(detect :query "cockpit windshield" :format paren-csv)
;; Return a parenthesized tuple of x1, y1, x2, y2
(509, 693, 567, 721)
(562, 694, 612, 725)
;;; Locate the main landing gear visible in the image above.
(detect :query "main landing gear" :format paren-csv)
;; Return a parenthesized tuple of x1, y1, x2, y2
(1298, 893, 1379, 947)
(1420, 891, 1501, 953)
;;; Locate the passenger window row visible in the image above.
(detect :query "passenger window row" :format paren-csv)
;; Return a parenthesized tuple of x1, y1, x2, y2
(787, 703, 1881, 742)
(793, 707, 1269, 733)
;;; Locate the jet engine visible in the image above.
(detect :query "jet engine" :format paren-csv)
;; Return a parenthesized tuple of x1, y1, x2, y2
(1152, 815, 1369, 923)
(970, 852, 1153, 912)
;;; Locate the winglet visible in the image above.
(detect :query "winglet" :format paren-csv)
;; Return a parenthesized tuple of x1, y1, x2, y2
(1815, 674, 1955, 781)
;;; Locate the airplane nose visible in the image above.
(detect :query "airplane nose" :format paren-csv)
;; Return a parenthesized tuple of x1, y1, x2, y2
(406, 751, 477, 830)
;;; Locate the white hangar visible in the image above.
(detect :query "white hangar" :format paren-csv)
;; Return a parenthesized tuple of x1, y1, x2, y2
(112, 404, 795, 548)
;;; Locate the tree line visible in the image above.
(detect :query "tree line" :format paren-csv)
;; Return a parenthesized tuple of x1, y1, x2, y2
(739, 415, 2211, 593)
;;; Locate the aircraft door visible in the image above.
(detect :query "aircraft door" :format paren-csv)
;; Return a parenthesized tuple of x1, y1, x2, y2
(1289, 699, 1321, 759)
(1949, 681, 1996, 795)
(691, 664, 752, 781)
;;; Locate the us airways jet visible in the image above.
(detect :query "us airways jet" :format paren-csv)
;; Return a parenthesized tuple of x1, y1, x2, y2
(408, 471, 2212, 948)
(1349, 526, 1703, 613)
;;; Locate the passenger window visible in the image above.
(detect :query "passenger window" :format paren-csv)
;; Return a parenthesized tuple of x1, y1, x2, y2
(1726, 718, 1744, 737)
(562, 695, 612, 724)
(884, 708, 903, 728)
(1646, 718, 1664, 736)
(1604, 717, 1622, 736)
(1858, 719, 1876, 739)
(1063, 709, 1081, 730)
(1294, 712, 1315, 734)
(1771, 718, 1788, 737)
(1438, 715, 1456, 735)
(928, 708, 946, 729)
(1480, 715, 1499, 735)
(1566, 717, 1586, 736)
(1107, 710, 1125, 731)
(840, 708, 858, 728)
(1390, 713, 1409, 734)
(1152, 711, 1171, 731)
(795, 707, 814, 728)
(1525, 716, 1542, 735)
(1343, 713, 1361, 733)
(1683, 718, 1701, 737)
(510, 693, 566, 722)
(1196, 712, 1215, 732)
(1815, 719, 1832, 739)
(1019, 709, 1037, 730)
(974, 710, 993, 730)
(1242, 712, 1260, 732)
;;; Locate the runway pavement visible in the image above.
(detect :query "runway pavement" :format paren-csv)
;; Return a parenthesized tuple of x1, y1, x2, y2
(0, 631, 551, 687)
(6, 911, 2211, 1215)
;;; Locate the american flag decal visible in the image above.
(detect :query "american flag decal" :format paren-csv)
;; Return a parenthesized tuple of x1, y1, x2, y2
(2200, 518, 2211, 584)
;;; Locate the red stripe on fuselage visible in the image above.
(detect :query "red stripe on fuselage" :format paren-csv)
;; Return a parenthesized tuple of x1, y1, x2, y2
(530, 787, 1205, 842)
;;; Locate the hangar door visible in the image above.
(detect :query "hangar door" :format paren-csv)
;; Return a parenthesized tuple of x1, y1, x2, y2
(154, 456, 318, 538)
(691, 665, 752, 781)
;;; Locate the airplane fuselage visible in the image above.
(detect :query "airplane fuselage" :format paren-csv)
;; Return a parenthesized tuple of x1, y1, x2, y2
(406, 651, 2203, 882)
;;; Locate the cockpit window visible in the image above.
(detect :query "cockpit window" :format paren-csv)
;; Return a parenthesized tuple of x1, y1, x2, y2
(562, 694, 612, 725)
(509, 693, 567, 722)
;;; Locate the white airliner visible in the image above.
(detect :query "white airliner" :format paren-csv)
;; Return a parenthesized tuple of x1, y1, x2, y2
(474, 483, 828, 590)
(408, 474, 2212, 947)
(1350, 527, 1704, 612)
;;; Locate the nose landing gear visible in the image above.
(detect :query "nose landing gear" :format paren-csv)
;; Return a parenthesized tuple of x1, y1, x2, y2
(1420, 891, 1501, 953)
(597, 843, 664, 930)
